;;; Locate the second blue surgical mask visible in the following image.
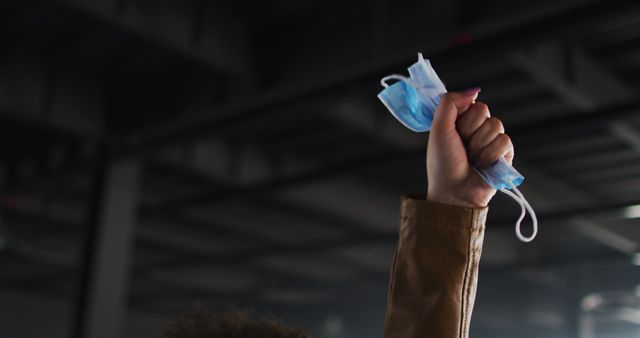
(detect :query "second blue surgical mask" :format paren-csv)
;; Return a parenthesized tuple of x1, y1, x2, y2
(378, 53, 538, 242)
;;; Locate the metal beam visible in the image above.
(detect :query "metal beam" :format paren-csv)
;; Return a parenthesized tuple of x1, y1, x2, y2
(135, 197, 640, 278)
(6, 87, 640, 248)
(3, 192, 379, 289)
(140, 147, 411, 212)
(132, 230, 394, 277)
(325, 96, 425, 149)
(512, 43, 633, 111)
(0, 56, 105, 140)
(2, 174, 386, 301)
(49, 0, 251, 78)
(122, 0, 640, 155)
(8, 1, 640, 213)
(144, 159, 380, 235)
(184, 194, 640, 268)
(571, 218, 639, 255)
(611, 122, 640, 153)
(138, 97, 640, 215)
(514, 161, 596, 211)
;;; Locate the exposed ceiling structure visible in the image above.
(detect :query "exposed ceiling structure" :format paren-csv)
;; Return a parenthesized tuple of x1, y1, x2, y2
(1, 0, 640, 337)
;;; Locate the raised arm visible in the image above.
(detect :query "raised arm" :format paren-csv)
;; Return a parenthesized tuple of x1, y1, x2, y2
(383, 90, 513, 338)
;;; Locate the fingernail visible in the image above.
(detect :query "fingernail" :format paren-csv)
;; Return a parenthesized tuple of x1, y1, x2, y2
(463, 87, 482, 96)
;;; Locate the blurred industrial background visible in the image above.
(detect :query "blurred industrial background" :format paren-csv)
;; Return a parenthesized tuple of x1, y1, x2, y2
(1, 0, 640, 337)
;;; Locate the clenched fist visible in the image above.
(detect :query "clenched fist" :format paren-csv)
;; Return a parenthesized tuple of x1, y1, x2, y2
(427, 89, 514, 208)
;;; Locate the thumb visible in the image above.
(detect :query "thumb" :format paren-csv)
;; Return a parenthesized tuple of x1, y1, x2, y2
(431, 89, 481, 135)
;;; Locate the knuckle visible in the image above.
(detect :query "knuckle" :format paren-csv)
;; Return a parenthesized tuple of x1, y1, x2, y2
(474, 101, 489, 115)
(468, 105, 489, 121)
(486, 117, 504, 132)
(498, 133, 511, 145)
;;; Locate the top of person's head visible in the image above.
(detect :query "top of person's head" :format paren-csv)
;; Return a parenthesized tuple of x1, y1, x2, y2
(162, 308, 311, 338)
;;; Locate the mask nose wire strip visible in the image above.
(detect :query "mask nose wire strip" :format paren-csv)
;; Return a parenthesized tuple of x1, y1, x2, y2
(500, 186, 538, 242)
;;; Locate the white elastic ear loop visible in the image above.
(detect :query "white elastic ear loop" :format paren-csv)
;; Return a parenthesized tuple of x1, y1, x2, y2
(380, 75, 420, 89)
(499, 186, 538, 242)
(380, 54, 426, 88)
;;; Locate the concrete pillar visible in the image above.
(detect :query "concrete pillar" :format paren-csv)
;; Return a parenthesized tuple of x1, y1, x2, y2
(72, 154, 141, 338)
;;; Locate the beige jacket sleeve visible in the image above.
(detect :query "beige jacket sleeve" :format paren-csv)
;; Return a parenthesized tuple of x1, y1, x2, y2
(383, 196, 487, 338)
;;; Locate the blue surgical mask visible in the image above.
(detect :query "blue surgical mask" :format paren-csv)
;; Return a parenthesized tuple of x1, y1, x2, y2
(378, 53, 538, 242)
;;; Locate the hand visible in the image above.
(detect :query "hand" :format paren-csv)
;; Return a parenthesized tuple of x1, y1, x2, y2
(426, 90, 514, 208)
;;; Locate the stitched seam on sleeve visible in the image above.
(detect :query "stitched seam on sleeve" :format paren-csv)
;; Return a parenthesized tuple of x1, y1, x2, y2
(465, 229, 477, 338)
(383, 245, 400, 336)
(460, 210, 478, 338)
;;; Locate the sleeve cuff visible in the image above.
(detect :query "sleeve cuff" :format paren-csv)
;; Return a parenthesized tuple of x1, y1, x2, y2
(400, 194, 488, 231)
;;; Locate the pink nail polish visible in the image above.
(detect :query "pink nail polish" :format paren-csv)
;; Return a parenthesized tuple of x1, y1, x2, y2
(463, 87, 481, 95)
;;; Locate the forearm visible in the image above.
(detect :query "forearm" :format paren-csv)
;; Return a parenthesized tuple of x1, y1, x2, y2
(383, 196, 487, 338)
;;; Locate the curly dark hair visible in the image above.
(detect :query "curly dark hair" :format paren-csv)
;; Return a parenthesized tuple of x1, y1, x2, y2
(162, 308, 311, 338)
